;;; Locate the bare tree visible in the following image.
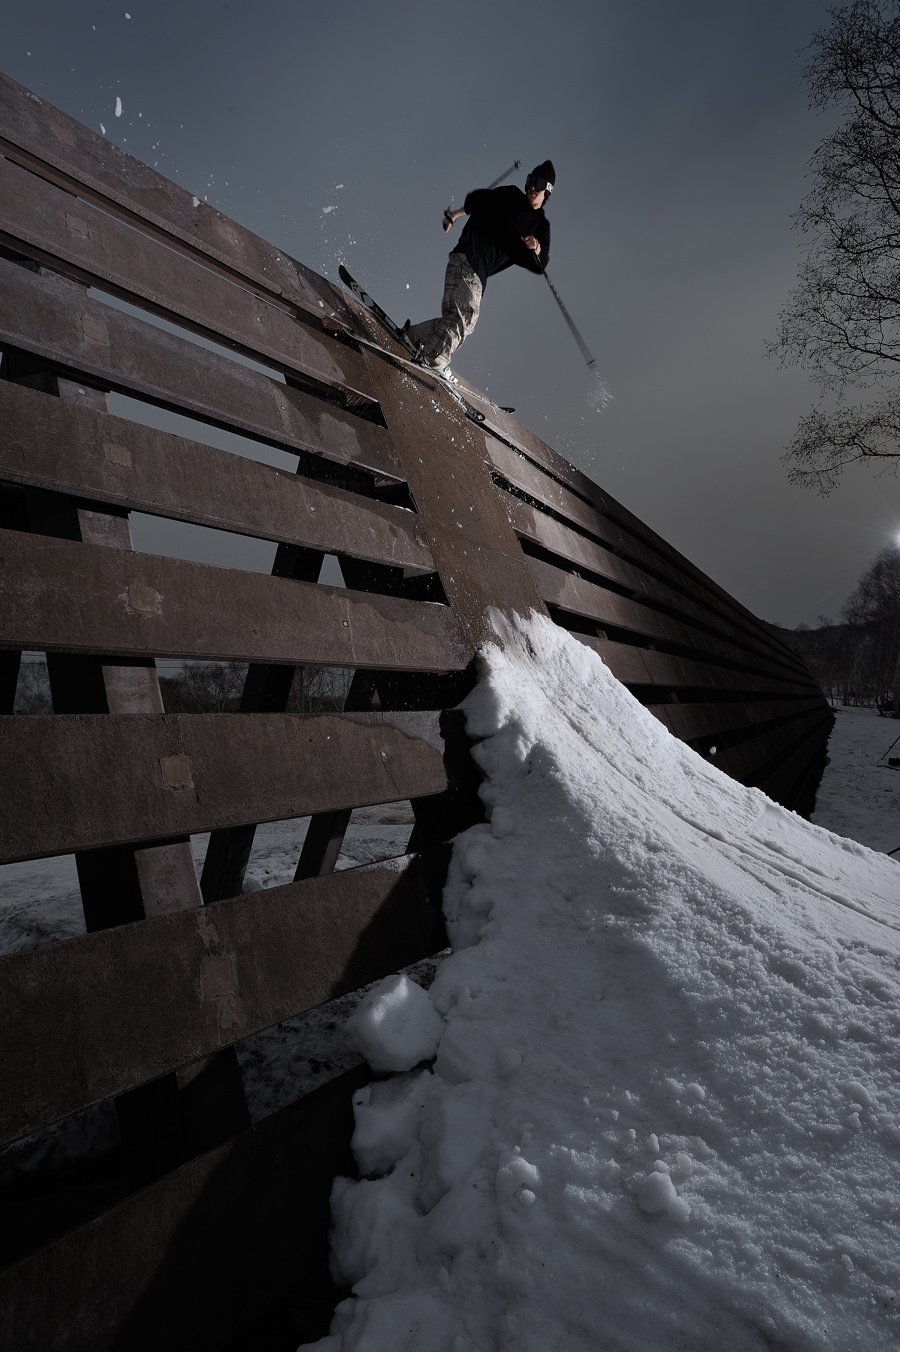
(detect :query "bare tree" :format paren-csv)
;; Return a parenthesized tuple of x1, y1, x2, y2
(162, 662, 247, 713)
(839, 545, 900, 702)
(772, 1, 900, 492)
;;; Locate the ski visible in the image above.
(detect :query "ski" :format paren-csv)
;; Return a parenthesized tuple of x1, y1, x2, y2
(338, 264, 419, 358)
(336, 264, 486, 423)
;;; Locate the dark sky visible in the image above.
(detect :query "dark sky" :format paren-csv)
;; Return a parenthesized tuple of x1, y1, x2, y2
(4, 0, 897, 627)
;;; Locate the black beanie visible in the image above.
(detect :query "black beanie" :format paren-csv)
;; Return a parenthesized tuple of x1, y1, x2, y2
(531, 159, 556, 187)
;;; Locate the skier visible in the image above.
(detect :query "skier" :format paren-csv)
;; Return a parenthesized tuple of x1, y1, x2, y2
(406, 160, 555, 379)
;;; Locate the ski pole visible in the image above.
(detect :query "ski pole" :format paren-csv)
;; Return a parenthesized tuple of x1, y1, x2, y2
(535, 258, 596, 368)
(487, 158, 521, 189)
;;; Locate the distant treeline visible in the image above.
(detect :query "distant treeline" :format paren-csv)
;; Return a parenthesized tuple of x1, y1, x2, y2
(780, 547, 900, 711)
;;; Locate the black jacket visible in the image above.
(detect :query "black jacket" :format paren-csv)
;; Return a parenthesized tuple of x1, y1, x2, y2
(453, 185, 550, 290)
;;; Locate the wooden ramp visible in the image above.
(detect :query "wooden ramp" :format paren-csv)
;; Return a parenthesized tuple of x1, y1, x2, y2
(0, 72, 831, 1349)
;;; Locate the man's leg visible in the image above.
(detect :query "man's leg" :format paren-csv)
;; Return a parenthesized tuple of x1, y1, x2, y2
(408, 254, 482, 368)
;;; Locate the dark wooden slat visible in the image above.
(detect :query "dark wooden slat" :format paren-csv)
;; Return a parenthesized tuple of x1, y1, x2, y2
(532, 558, 814, 685)
(707, 708, 833, 785)
(0, 260, 400, 481)
(0, 156, 376, 404)
(0, 850, 447, 1147)
(0, 531, 463, 670)
(465, 385, 609, 507)
(0, 71, 345, 323)
(0, 382, 434, 572)
(756, 718, 834, 811)
(0, 711, 447, 864)
(503, 489, 808, 675)
(490, 436, 623, 544)
(507, 497, 810, 674)
(0, 1065, 367, 1352)
(575, 635, 820, 697)
(647, 698, 826, 746)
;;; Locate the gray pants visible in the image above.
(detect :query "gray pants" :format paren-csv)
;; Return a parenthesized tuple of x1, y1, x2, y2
(407, 252, 483, 367)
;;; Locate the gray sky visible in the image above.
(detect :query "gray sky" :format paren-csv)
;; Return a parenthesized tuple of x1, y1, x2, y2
(4, 0, 898, 627)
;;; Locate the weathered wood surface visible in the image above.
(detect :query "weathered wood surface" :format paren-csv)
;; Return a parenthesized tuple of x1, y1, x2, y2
(529, 558, 809, 684)
(0, 156, 377, 403)
(0, 1066, 368, 1352)
(0, 532, 462, 669)
(0, 70, 343, 321)
(647, 698, 826, 746)
(705, 707, 833, 785)
(500, 476, 804, 672)
(0, 382, 433, 571)
(0, 712, 447, 863)
(755, 718, 835, 810)
(506, 496, 808, 674)
(0, 851, 447, 1147)
(0, 381, 432, 570)
(576, 635, 820, 697)
(0, 260, 399, 481)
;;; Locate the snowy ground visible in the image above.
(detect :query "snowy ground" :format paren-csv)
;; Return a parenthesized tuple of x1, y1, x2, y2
(305, 615, 900, 1352)
(812, 704, 900, 854)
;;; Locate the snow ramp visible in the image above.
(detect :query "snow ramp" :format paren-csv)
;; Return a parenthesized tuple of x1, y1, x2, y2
(0, 70, 834, 1350)
(311, 613, 900, 1351)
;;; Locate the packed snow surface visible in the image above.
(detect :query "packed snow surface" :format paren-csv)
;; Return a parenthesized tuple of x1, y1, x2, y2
(309, 612, 900, 1351)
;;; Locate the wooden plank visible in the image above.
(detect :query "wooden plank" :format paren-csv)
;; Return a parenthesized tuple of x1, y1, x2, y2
(503, 491, 808, 675)
(575, 636, 820, 698)
(466, 388, 612, 508)
(647, 698, 826, 746)
(0, 850, 447, 1147)
(0, 711, 447, 864)
(530, 558, 812, 685)
(707, 708, 833, 785)
(0, 71, 346, 324)
(757, 718, 834, 811)
(0, 382, 434, 572)
(0, 1065, 367, 1352)
(490, 436, 625, 546)
(0, 156, 376, 405)
(0, 532, 463, 671)
(0, 260, 400, 482)
(507, 498, 809, 673)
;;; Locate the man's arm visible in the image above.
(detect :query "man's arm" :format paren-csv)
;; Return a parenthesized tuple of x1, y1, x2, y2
(441, 186, 492, 233)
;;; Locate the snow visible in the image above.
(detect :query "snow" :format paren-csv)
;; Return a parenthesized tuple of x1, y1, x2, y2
(812, 705, 900, 854)
(308, 612, 900, 1352)
(345, 975, 443, 1073)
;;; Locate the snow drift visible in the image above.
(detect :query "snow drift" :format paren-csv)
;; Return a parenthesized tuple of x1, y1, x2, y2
(306, 612, 900, 1351)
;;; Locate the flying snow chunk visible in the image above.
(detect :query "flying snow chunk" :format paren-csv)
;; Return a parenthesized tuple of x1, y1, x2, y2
(114, 97, 123, 118)
(345, 974, 442, 1072)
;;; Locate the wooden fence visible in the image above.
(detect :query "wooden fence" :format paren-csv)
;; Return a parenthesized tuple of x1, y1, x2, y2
(0, 72, 831, 1350)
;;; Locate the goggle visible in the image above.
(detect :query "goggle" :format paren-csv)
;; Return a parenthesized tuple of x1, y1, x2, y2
(529, 177, 552, 195)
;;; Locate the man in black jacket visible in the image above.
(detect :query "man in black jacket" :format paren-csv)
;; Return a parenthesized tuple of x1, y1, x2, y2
(407, 160, 555, 378)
